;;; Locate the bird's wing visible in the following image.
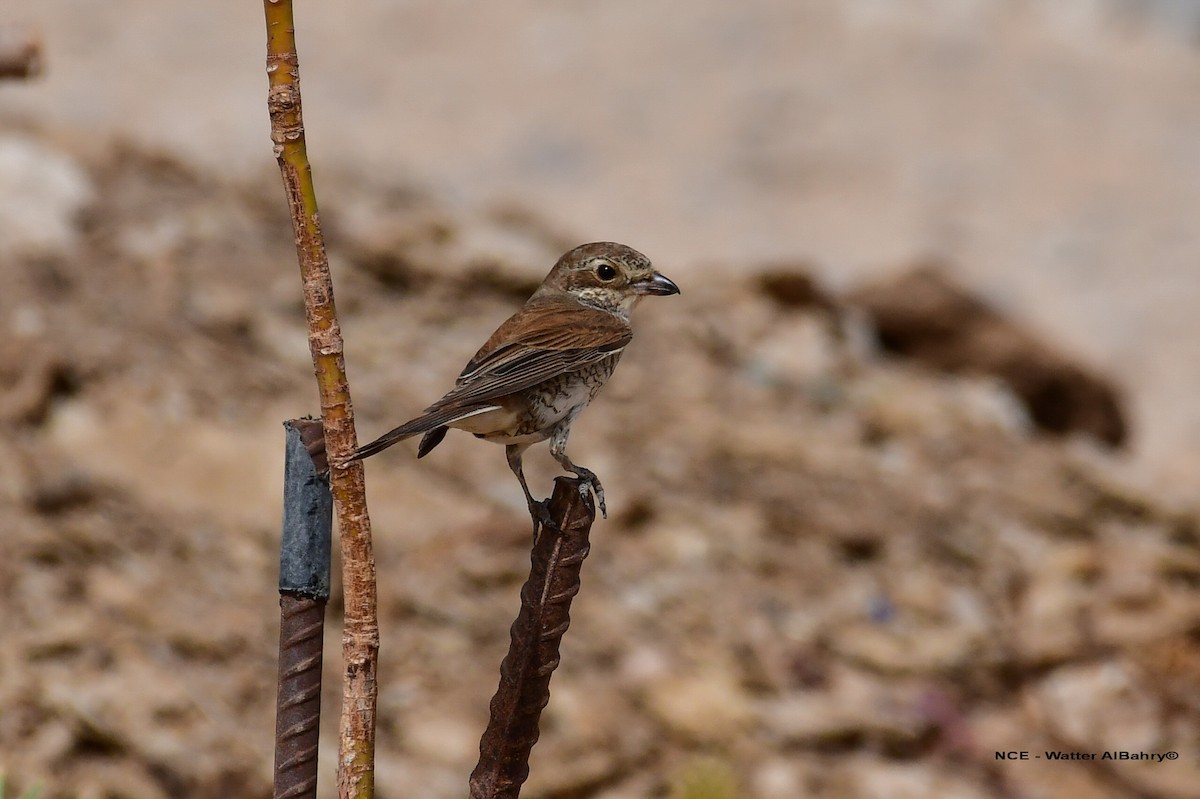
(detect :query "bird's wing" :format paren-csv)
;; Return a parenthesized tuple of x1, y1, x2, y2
(430, 297, 631, 409)
(348, 297, 630, 462)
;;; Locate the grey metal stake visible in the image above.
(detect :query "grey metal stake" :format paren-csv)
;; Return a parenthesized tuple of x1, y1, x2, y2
(274, 419, 332, 799)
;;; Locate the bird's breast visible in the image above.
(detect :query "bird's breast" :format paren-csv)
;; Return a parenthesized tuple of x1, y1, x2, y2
(522, 354, 621, 426)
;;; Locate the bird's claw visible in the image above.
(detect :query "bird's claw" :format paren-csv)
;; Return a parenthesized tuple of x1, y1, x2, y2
(572, 467, 607, 519)
(527, 499, 561, 542)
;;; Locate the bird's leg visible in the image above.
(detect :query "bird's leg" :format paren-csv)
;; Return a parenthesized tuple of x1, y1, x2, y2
(506, 443, 556, 539)
(548, 422, 606, 519)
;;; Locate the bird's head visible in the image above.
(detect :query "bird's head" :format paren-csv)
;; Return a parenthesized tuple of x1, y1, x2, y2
(539, 242, 680, 317)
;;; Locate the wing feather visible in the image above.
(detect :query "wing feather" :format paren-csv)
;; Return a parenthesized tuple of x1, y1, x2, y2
(349, 296, 631, 462)
(432, 296, 631, 410)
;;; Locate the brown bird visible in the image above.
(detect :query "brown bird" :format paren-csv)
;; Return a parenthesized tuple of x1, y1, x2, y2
(348, 241, 679, 530)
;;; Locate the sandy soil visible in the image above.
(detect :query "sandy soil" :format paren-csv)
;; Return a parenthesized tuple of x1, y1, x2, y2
(1, 3, 1199, 798)
(0, 141, 1195, 799)
(4, 1, 1200, 492)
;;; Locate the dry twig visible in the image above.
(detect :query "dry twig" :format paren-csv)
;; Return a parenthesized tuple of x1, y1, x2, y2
(262, 5, 379, 798)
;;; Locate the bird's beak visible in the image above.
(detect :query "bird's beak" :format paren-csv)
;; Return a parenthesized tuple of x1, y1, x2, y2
(633, 271, 681, 296)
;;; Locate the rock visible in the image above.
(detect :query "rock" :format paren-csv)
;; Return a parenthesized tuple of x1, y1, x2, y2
(849, 266, 1127, 446)
(828, 620, 981, 676)
(755, 266, 834, 312)
(644, 667, 752, 744)
(0, 340, 78, 426)
(831, 757, 992, 799)
(1134, 633, 1200, 714)
(1031, 662, 1161, 751)
(591, 774, 663, 799)
(1015, 569, 1093, 665)
(0, 135, 94, 259)
(332, 189, 562, 300)
(752, 757, 814, 799)
(750, 315, 839, 386)
(758, 668, 933, 752)
(333, 192, 457, 291)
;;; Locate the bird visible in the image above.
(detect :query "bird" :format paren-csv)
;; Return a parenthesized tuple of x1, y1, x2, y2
(346, 241, 679, 532)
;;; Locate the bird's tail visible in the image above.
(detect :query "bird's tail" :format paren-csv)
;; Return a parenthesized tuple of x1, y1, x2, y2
(347, 404, 494, 462)
(347, 423, 420, 462)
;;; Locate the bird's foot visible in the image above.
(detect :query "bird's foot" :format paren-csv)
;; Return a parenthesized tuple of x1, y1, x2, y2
(527, 498, 560, 542)
(570, 467, 607, 519)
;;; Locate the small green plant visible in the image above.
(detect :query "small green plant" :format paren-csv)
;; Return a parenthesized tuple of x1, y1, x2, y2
(0, 773, 43, 799)
(669, 756, 739, 799)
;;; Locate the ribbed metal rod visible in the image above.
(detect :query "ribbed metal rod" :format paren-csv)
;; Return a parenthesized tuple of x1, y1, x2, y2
(469, 476, 597, 799)
(274, 420, 332, 799)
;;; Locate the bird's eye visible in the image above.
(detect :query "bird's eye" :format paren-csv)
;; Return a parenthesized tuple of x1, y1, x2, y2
(596, 263, 617, 281)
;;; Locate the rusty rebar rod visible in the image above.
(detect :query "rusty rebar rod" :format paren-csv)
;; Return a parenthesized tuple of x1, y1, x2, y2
(275, 595, 327, 799)
(274, 420, 332, 799)
(469, 477, 597, 799)
(262, 4, 379, 798)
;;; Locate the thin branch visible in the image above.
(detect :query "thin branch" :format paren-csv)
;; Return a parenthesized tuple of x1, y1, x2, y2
(262, 6, 379, 799)
(470, 477, 597, 799)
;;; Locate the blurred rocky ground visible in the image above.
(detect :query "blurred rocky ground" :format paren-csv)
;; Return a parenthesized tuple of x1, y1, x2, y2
(5, 0, 1200, 495)
(0, 136, 1197, 799)
(2, 2, 1200, 798)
